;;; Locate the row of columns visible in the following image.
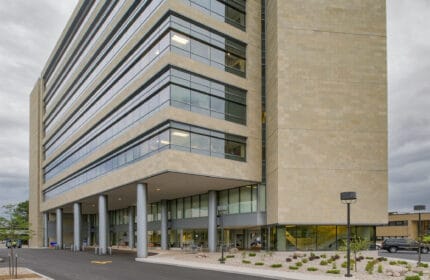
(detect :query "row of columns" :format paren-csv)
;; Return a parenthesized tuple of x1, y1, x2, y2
(43, 184, 219, 257)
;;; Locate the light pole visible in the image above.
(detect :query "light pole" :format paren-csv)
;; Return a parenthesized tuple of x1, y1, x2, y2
(414, 204, 426, 265)
(340, 192, 357, 278)
(217, 205, 228, 264)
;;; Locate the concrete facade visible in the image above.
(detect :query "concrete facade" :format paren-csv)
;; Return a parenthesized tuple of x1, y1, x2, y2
(265, 0, 387, 225)
(29, 0, 387, 252)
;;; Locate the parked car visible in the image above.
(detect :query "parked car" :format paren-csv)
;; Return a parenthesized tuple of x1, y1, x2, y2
(381, 238, 429, 253)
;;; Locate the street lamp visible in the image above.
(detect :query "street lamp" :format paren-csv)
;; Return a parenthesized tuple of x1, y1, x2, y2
(414, 204, 426, 265)
(217, 205, 228, 264)
(340, 191, 357, 278)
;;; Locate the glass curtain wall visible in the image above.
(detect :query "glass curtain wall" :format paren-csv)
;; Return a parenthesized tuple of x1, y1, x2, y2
(274, 225, 376, 251)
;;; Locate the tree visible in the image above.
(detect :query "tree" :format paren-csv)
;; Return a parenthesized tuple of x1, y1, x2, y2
(338, 238, 370, 272)
(0, 201, 32, 243)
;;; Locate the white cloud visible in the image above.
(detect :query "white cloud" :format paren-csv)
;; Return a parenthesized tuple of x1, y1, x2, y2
(0, 0, 77, 210)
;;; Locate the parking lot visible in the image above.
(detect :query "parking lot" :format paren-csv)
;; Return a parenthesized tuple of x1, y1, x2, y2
(378, 250, 430, 263)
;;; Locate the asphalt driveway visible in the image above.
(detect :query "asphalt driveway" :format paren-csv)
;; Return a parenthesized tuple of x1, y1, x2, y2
(0, 248, 272, 280)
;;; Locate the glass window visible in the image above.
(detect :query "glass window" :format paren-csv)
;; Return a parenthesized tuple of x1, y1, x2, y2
(225, 53, 245, 75)
(225, 140, 245, 160)
(239, 186, 252, 213)
(258, 185, 266, 212)
(296, 226, 316, 251)
(191, 133, 210, 155)
(317, 226, 337, 250)
(200, 194, 208, 217)
(226, 5, 245, 28)
(191, 40, 210, 64)
(211, 138, 225, 157)
(192, 195, 200, 218)
(149, 135, 159, 152)
(227, 102, 246, 123)
(228, 188, 239, 214)
(171, 85, 190, 110)
(218, 190, 228, 211)
(176, 198, 183, 219)
(171, 129, 190, 151)
(251, 185, 258, 212)
(159, 130, 170, 148)
(171, 200, 177, 219)
(210, 96, 225, 114)
(171, 32, 190, 57)
(140, 140, 149, 157)
(191, 91, 210, 115)
(184, 197, 192, 218)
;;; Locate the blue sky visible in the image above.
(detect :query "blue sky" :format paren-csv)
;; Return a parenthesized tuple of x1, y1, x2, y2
(0, 0, 428, 213)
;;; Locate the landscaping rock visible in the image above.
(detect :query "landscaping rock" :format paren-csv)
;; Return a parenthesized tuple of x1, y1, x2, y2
(385, 265, 407, 277)
(229, 248, 238, 254)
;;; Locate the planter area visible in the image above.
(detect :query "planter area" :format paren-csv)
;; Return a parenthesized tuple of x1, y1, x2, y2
(151, 249, 430, 279)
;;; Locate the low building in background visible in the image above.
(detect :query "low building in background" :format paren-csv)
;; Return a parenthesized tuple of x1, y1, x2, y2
(376, 212, 430, 240)
(29, 0, 387, 254)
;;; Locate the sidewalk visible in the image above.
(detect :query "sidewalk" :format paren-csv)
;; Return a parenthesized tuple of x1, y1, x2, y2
(136, 254, 355, 280)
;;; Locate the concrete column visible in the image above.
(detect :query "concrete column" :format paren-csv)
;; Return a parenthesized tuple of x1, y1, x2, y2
(136, 183, 148, 258)
(208, 190, 217, 252)
(87, 214, 91, 246)
(179, 229, 183, 248)
(98, 195, 108, 254)
(276, 226, 286, 251)
(161, 200, 168, 250)
(56, 208, 63, 249)
(128, 206, 135, 248)
(73, 202, 82, 251)
(43, 212, 48, 247)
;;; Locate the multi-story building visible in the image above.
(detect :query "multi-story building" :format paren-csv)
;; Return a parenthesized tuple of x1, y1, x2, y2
(29, 0, 387, 256)
(377, 212, 430, 240)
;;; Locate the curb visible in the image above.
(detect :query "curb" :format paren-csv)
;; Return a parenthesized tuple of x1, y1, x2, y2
(136, 257, 354, 280)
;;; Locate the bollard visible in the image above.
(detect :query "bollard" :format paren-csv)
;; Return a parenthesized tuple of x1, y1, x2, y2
(108, 247, 112, 256)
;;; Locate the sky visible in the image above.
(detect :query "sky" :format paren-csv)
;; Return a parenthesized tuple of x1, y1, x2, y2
(0, 1, 428, 213)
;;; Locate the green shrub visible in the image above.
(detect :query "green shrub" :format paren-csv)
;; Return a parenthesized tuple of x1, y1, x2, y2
(365, 256, 374, 260)
(405, 276, 421, 280)
(377, 264, 383, 273)
(320, 260, 328, 266)
(226, 255, 235, 258)
(302, 258, 308, 263)
(327, 259, 333, 264)
(296, 262, 302, 267)
(397, 260, 408, 265)
(418, 271, 424, 276)
(326, 269, 340, 274)
(320, 254, 327, 258)
(289, 266, 299, 270)
(365, 260, 376, 274)
(242, 260, 251, 264)
(254, 262, 264, 266)
(341, 261, 353, 269)
(377, 257, 387, 262)
(407, 264, 412, 271)
(307, 267, 318, 271)
(271, 264, 282, 268)
(418, 263, 429, 268)
(332, 263, 337, 269)
(249, 253, 256, 257)
(218, 258, 226, 262)
(389, 261, 397, 265)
